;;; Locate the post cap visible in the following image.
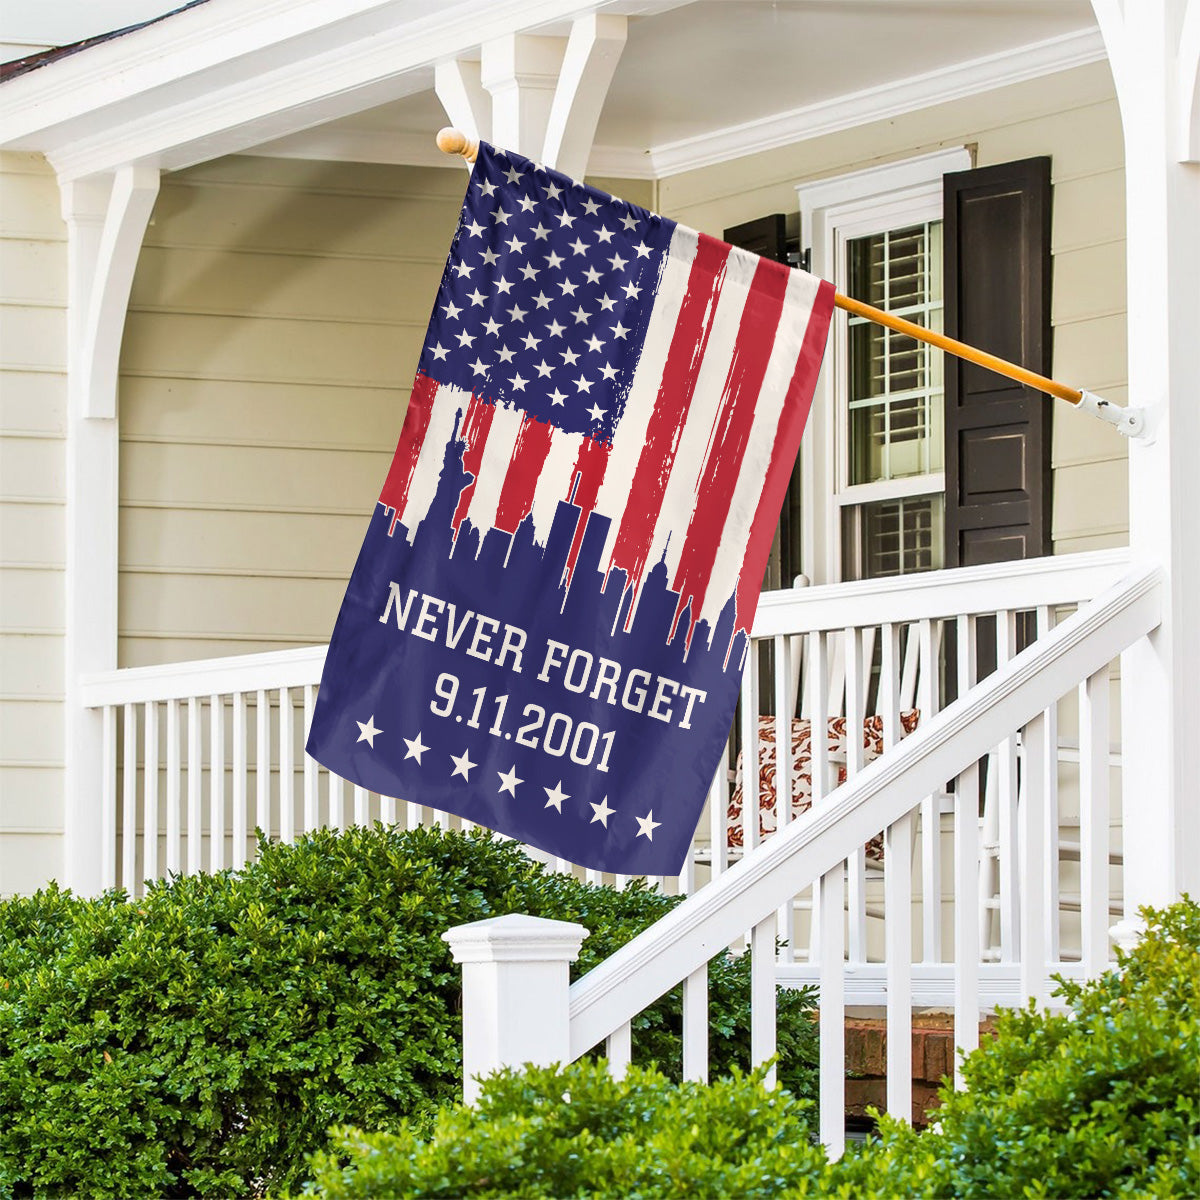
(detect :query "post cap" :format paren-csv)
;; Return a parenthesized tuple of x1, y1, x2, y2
(443, 913, 590, 963)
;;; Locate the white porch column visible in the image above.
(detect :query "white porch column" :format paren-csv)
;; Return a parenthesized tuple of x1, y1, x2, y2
(60, 165, 159, 895)
(1092, 0, 1200, 919)
(443, 913, 589, 1103)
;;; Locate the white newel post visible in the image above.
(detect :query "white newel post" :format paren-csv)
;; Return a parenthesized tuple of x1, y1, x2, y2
(443, 914, 589, 1103)
(1092, 0, 1200, 929)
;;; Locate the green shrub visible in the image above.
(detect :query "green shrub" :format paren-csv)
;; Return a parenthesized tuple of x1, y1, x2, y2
(0, 825, 817, 1197)
(300, 898, 1200, 1199)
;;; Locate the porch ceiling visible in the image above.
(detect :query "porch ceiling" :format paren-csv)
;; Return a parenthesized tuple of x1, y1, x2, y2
(0, 0, 1102, 182)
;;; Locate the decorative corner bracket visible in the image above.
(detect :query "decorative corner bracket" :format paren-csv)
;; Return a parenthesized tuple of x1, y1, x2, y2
(1077, 390, 1151, 441)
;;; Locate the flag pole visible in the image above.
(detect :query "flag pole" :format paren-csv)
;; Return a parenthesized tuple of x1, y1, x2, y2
(435, 128, 1146, 440)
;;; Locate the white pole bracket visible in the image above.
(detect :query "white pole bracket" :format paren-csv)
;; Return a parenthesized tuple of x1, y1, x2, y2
(1077, 389, 1150, 441)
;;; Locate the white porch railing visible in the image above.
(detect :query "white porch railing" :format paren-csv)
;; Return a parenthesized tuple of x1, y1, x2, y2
(445, 559, 1160, 1154)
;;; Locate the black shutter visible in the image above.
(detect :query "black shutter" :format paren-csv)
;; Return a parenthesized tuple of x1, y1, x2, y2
(943, 158, 1053, 567)
(724, 214, 789, 265)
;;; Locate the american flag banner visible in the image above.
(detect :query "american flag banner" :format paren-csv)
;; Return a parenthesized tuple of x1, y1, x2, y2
(307, 141, 834, 875)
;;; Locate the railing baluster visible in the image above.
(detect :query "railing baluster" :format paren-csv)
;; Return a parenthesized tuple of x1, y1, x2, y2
(231, 691, 247, 870)
(1020, 711, 1049, 1007)
(1036, 606, 1060, 961)
(381, 795, 397, 826)
(818, 864, 845, 1157)
(353, 785, 368, 827)
(144, 702, 159, 889)
(329, 772, 345, 832)
(210, 694, 225, 873)
(121, 703, 137, 892)
(187, 697, 202, 875)
(166, 698, 181, 876)
(711, 746, 729, 878)
(807, 632, 830, 965)
(844, 626, 867, 965)
(256, 689, 271, 844)
(740, 648, 761, 853)
(918, 617, 942, 962)
(303, 684, 319, 832)
(953, 615, 980, 1085)
(279, 687, 294, 844)
(606, 1021, 631, 1080)
(750, 914, 777, 1086)
(101, 705, 117, 891)
(774, 634, 795, 960)
(995, 612, 1020, 961)
(1079, 663, 1111, 974)
(682, 963, 708, 1082)
(406, 799, 421, 832)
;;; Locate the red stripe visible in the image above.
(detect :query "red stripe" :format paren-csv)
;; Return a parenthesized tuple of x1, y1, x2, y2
(451, 396, 496, 539)
(731, 278, 836, 649)
(494, 413, 556, 534)
(608, 233, 729, 615)
(564, 435, 611, 587)
(379, 372, 437, 532)
(670, 258, 791, 645)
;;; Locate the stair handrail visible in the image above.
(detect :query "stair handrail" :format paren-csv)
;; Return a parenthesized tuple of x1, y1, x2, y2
(568, 563, 1163, 1059)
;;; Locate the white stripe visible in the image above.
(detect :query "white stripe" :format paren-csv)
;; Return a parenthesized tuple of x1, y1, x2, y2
(401, 383, 471, 543)
(465, 401, 525, 540)
(529, 423, 585, 547)
(697, 268, 821, 632)
(595, 225, 699, 567)
(653, 244, 757, 586)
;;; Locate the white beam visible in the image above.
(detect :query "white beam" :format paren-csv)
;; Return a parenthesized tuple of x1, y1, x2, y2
(1178, 0, 1200, 160)
(481, 32, 567, 159)
(435, 57, 492, 147)
(541, 13, 627, 179)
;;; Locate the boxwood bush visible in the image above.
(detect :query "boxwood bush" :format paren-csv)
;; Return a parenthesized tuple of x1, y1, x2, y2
(302, 898, 1200, 1199)
(0, 825, 817, 1197)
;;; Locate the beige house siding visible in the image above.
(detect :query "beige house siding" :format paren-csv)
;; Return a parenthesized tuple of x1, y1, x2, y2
(0, 151, 67, 895)
(656, 61, 1128, 560)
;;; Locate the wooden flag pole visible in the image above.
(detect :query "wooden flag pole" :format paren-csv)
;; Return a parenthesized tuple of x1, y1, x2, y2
(435, 127, 1145, 438)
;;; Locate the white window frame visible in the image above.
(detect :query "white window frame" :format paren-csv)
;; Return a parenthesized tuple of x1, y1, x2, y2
(796, 146, 971, 583)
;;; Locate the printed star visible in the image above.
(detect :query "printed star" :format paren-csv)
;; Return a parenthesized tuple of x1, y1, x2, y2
(498, 765, 523, 796)
(587, 401, 606, 421)
(403, 731, 428, 763)
(450, 749, 476, 780)
(598, 294, 618, 312)
(583, 266, 602, 285)
(549, 388, 567, 406)
(533, 291, 552, 310)
(582, 197, 601, 215)
(586, 334, 604, 353)
(482, 247, 500, 266)
(621, 212, 638, 231)
(511, 373, 528, 391)
(546, 319, 566, 337)
(430, 343, 449, 361)
(493, 207, 511, 225)
(575, 375, 594, 394)
(623, 281, 642, 299)
(595, 226, 614, 244)
(455, 329, 476, 348)
(544, 781, 570, 812)
(590, 796, 616, 827)
(519, 263, 539, 280)
(465, 219, 485, 237)
(442, 300, 462, 320)
(557, 211, 576, 227)
(518, 195, 537, 213)
(558, 278, 579, 296)
(495, 276, 513, 295)
(467, 288, 486, 306)
(531, 222, 551, 240)
(613, 321, 630, 339)
(497, 345, 516, 364)
(571, 305, 590, 324)
(608, 252, 629, 271)
(534, 359, 553, 378)
(636, 810, 662, 841)
(546, 182, 562, 201)
(561, 347, 580, 366)
(569, 236, 589, 256)
(546, 251, 565, 270)
(455, 261, 473, 278)
(635, 242, 652, 259)
(483, 317, 502, 336)
(507, 236, 527, 255)
(599, 362, 619, 381)
(507, 304, 528, 323)
(504, 165, 522, 184)
(521, 332, 542, 350)
(469, 357, 488, 376)
(356, 716, 382, 747)
(478, 180, 497, 198)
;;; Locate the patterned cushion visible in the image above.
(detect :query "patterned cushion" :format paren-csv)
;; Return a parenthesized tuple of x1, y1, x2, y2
(726, 711, 920, 861)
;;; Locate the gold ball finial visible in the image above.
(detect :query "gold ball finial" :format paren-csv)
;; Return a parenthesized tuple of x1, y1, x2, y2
(436, 127, 479, 162)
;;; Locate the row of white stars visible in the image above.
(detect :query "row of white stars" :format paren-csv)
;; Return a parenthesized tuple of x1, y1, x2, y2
(356, 714, 661, 840)
(458, 231, 653, 268)
(441, 279, 642, 318)
(475, 172, 650, 233)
